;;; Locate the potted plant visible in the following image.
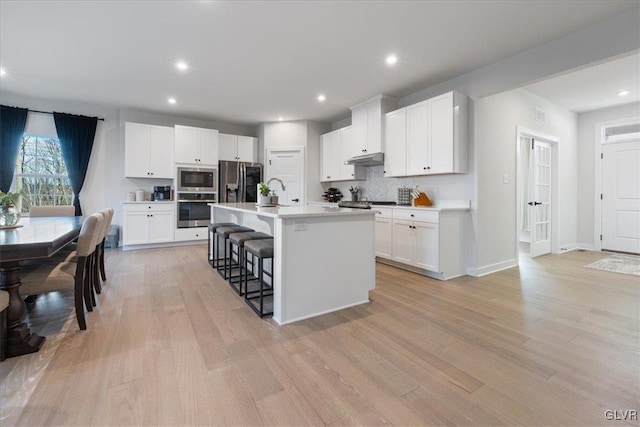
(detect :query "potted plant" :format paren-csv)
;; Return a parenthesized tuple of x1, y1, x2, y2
(258, 182, 271, 206)
(0, 190, 23, 227)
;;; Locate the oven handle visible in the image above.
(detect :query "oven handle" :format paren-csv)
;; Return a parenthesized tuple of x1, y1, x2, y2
(239, 162, 246, 202)
(177, 199, 217, 203)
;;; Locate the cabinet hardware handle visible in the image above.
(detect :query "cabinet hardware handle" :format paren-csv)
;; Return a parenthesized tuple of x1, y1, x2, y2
(196, 234, 199, 237)
(423, 167, 427, 170)
(148, 206, 151, 209)
(327, 176, 330, 179)
(411, 214, 414, 217)
(427, 166, 431, 170)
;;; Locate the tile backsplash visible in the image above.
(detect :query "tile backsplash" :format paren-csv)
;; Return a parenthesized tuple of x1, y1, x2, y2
(322, 166, 472, 203)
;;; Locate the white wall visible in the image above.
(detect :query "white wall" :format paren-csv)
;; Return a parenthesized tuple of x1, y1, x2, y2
(1, 90, 255, 234)
(576, 102, 640, 248)
(474, 89, 578, 272)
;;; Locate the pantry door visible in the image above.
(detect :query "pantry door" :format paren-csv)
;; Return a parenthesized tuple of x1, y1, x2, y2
(266, 148, 304, 206)
(529, 140, 553, 258)
(602, 140, 640, 254)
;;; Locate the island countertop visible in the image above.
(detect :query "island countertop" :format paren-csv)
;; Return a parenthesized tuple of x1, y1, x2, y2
(209, 202, 376, 219)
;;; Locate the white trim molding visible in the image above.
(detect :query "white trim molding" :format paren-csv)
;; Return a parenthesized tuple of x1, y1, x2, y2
(467, 258, 518, 277)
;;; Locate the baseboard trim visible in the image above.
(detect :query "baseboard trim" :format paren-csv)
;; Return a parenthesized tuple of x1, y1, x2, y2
(467, 258, 518, 277)
(122, 240, 206, 251)
(276, 299, 370, 325)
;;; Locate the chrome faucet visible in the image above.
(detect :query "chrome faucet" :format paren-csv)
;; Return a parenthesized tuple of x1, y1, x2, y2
(267, 177, 286, 191)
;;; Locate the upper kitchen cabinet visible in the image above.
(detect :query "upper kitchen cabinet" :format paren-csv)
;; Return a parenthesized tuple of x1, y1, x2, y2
(174, 125, 219, 165)
(384, 91, 468, 177)
(350, 95, 398, 155)
(320, 126, 366, 182)
(219, 133, 258, 162)
(124, 122, 174, 179)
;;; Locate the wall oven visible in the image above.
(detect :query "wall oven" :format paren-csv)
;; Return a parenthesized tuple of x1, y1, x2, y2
(177, 193, 216, 228)
(177, 167, 218, 192)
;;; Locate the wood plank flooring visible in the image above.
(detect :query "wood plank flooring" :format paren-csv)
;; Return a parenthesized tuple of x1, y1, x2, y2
(1, 246, 638, 426)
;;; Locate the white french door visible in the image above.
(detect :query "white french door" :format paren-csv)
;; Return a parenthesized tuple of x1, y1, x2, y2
(266, 148, 304, 206)
(602, 140, 640, 254)
(529, 140, 552, 258)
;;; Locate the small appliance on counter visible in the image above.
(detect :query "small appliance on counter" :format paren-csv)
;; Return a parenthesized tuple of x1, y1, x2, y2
(397, 187, 412, 206)
(135, 189, 146, 202)
(153, 185, 172, 201)
(322, 188, 343, 203)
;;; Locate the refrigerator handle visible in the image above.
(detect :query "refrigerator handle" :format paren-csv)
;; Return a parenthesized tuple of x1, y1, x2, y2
(239, 162, 246, 202)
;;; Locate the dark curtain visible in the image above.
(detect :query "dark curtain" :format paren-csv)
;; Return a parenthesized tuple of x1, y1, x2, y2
(0, 105, 29, 192)
(53, 112, 98, 215)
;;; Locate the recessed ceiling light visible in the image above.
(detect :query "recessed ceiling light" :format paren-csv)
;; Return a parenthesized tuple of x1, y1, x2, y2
(168, 97, 177, 105)
(175, 61, 189, 71)
(385, 54, 398, 66)
(278, 117, 284, 121)
(0, 68, 6, 77)
(618, 90, 631, 96)
(317, 94, 326, 102)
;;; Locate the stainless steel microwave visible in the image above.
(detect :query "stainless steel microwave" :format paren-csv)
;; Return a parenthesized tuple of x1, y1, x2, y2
(177, 167, 218, 192)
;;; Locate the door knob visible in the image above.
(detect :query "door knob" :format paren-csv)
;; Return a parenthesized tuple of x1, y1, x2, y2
(527, 201, 542, 206)
(291, 198, 300, 202)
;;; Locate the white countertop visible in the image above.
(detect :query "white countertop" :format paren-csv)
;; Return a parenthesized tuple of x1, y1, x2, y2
(121, 201, 175, 204)
(210, 202, 376, 219)
(307, 200, 470, 211)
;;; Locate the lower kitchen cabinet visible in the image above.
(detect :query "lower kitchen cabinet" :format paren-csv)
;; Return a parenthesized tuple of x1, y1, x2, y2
(122, 203, 175, 246)
(374, 211, 393, 259)
(374, 206, 467, 280)
(174, 227, 207, 241)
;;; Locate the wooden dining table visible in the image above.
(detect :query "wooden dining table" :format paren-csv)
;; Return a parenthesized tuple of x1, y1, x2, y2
(0, 216, 83, 358)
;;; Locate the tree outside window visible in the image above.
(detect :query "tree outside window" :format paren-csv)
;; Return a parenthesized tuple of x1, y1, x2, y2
(13, 135, 73, 213)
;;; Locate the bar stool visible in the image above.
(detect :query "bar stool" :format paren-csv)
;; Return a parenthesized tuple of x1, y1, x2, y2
(208, 222, 237, 268)
(227, 231, 272, 295)
(244, 239, 274, 318)
(216, 225, 254, 279)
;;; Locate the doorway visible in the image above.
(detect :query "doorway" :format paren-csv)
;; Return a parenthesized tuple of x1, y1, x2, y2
(516, 127, 559, 259)
(265, 147, 305, 206)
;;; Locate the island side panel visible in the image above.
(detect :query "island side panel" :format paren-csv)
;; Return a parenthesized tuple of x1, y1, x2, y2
(274, 215, 375, 325)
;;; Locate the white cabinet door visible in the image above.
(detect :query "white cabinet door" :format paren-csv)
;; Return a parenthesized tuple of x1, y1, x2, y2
(321, 131, 339, 182)
(174, 126, 201, 164)
(352, 105, 368, 155)
(123, 211, 149, 245)
(384, 109, 407, 177)
(218, 133, 237, 161)
(148, 211, 174, 243)
(414, 221, 439, 271)
(339, 127, 356, 180)
(375, 217, 393, 259)
(237, 136, 257, 162)
(148, 125, 174, 178)
(429, 92, 454, 174)
(367, 101, 382, 153)
(392, 219, 414, 265)
(199, 128, 219, 165)
(407, 100, 430, 175)
(124, 123, 150, 178)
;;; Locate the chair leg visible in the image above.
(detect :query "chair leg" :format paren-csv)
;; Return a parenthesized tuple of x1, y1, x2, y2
(0, 306, 7, 361)
(99, 240, 107, 282)
(84, 259, 94, 312)
(74, 258, 87, 330)
(93, 248, 102, 295)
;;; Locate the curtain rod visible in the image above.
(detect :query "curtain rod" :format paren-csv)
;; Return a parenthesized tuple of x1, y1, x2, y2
(28, 109, 105, 121)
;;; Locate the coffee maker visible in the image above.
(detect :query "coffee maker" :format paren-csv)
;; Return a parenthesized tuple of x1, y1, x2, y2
(153, 185, 172, 201)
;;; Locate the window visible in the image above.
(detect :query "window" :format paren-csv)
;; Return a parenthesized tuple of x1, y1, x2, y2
(13, 135, 73, 214)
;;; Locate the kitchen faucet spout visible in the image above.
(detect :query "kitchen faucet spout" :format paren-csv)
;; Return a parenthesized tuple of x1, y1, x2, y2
(267, 177, 286, 191)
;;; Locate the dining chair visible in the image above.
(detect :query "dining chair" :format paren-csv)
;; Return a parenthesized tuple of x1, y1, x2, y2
(19, 215, 99, 330)
(0, 290, 9, 361)
(98, 208, 114, 282)
(29, 205, 75, 217)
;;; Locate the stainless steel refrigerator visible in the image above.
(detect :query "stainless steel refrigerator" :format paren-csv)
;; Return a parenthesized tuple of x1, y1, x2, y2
(218, 161, 263, 203)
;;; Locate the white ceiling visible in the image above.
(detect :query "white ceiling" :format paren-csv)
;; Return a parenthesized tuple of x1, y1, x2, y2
(0, 1, 638, 125)
(525, 53, 640, 113)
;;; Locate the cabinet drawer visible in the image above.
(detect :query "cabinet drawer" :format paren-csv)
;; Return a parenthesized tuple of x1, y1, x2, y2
(123, 203, 175, 213)
(373, 207, 393, 218)
(393, 209, 439, 223)
(174, 227, 207, 241)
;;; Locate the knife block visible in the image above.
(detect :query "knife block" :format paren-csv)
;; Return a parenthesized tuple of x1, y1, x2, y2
(413, 192, 433, 207)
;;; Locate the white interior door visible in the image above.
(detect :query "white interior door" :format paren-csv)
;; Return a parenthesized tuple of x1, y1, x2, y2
(529, 140, 552, 258)
(602, 140, 640, 254)
(267, 148, 304, 206)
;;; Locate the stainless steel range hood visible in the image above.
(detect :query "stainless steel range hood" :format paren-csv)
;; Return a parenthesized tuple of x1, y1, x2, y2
(345, 152, 384, 166)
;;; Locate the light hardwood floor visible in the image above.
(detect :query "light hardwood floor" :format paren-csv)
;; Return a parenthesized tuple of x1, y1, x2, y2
(1, 245, 638, 426)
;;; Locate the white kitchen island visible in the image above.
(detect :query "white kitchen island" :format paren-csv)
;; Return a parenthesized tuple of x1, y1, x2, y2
(209, 203, 376, 325)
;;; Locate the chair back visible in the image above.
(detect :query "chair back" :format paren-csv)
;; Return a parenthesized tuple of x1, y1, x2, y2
(29, 205, 75, 217)
(90, 212, 105, 252)
(100, 208, 114, 240)
(76, 215, 99, 257)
